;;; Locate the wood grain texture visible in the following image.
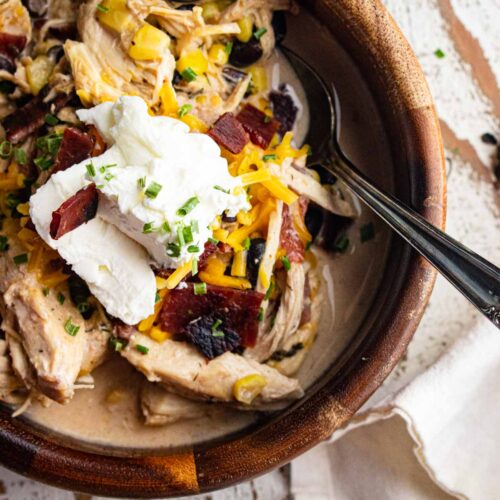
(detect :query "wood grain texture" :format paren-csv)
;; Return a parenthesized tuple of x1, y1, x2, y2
(0, 0, 446, 497)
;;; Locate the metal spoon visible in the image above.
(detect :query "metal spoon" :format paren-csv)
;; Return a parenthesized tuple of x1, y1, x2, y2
(281, 46, 500, 328)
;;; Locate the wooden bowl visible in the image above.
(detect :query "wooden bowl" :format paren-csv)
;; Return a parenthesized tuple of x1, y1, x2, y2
(0, 0, 445, 496)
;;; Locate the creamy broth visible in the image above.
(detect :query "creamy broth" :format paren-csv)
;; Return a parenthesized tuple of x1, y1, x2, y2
(18, 10, 393, 450)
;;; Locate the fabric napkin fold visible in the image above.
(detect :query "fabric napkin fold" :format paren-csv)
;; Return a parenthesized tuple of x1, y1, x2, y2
(291, 320, 499, 500)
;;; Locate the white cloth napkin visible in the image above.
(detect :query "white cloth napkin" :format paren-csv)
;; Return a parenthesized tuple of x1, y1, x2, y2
(291, 319, 499, 500)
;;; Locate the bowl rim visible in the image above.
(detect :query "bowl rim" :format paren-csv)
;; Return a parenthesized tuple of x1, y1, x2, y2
(0, 0, 446, 496)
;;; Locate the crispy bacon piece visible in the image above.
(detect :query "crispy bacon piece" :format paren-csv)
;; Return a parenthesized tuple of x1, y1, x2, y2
(280, 198, 309, 264)
(208, 112, 249, 154)
(3, 92, 72, 144)
(86, 124, 107, 157)
(0, 33, 27, 73)
(158, 284, 264, 347)
(198, 241, 232, 270)
(237, 104, 280, 149)
(50, 184, 98, 240)
(52, 127, 94, 174)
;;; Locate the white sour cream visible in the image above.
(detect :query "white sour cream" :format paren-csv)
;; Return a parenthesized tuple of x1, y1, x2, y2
(30, 96, 250, 324)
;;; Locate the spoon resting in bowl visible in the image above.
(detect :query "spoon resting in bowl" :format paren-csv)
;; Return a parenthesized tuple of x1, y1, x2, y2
(281, 46, 500, 328)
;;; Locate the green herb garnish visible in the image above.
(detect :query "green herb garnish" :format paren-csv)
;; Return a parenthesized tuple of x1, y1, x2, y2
(0, 140, 12, 159)
(155, 292, 161, 303)
(166, 242, 181, 257)
(178, 104, 192, 117)
(42, 287, 49, 296)
(13, 253, 28, 265)
(262, 154, 277, 162)
(14, 148, 27, 165)
(57, 292, 65, 305)
(281, 255, 291, 271)
(135, 344, 149, 355)
(242, 237, 251, 251)
(109, 336, 125, 352)
(264, 281, 274, 300)
(145, 181, 162, 199)
(334, 235, 349, 253)
(194, 282, 207, 295)
(137, 176, 146, 189)
(44, 114, 59, 126)
(177, 197, 199, 216)
(211, 319, 224, 337)
(181, 67, 198, 82)
(143, 222, 155, 234)
(224, 41, 233, 55)
(187, 245, 199, 253)
(434, 48, 445, 59)
(160, 221, 171, 233)
(86, 163, 96, 177)
(213, 185, 230, 194)
(208, 237, 219, 245)
(64, 318, 80, 336)
(257, 307, 264, 322)
(96, 2, 109, 12)
(0, 235, 9, 252)
(254, 27, 267, 40)
(34, 155, 53, 171)
(191, 258, 198, 275)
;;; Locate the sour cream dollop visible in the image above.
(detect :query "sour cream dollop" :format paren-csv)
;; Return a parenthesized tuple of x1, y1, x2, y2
(30, 96, 250, 324)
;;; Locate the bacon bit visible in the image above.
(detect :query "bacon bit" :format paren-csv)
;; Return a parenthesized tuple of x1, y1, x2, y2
(86, 125, 107, 157)
(3, 93, 72, 144)
(50, 184, 98, 240)
(52, 127, 94, 174)
(112, 319, 136, 341)
(208, 112, 249, 154)
(237, 104, 280, 149)
(280, 198, 309, 264)
(0, 33, 27, 73)
(158, 284, 264, 347)
(198, 240, 232, 270)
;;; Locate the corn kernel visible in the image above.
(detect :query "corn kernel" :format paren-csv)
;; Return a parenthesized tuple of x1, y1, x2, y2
(237, 16, 253, 43)
(208, 43, 229, 66)
(128, 24, 170, 61)
(213, 228, 229, 243)
(248, 66, 268, 94)
(202, 2, 220, 22)
(176, 49, 208, 76)
(97, 0, 134, 33)
(231, 250, 247, 278)
(26, 56, 54, 96)
(149, 326, 171, 343)
(233, 374, 268, 404)
(16, 202, 29, 216)
(159, 81, 177, 115)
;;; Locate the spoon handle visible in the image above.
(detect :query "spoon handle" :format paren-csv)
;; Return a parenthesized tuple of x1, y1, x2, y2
(329, 152, 500, 328)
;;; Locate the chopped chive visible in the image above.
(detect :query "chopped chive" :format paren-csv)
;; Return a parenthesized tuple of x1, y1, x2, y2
(257, 307, 264, 322)
(182, 225, 193, 244)
(42, 287, 50, 296)
(14, 148, 27, 165)
(434, 48, 445, 59)
(13, 253, 28, 265)
(77, 301, 90, 314)
(208, 237, 219, 245)
(155, 291, 161, 303)
(160, 221, 171, 233)
(64, 318, 80, 336)
(254, 27, 267, 40)
(96, 2, 108, 12)
(213, 185, 230, 194)
(281, 255, 291, 271)
(181, 67, 198, 82)
(0, 235, 9, 252)
(262, 153, 277, 162)
(187, 245, 199, 253)
(360, 222, 375, 243)
(334, 235, 349, 253)
(109, 336, 125, 352)
(177, 225, 186, 246)
(104, 172, 114, 182)
(135, 344, 149, 355)
(211, 319, 224, 337)
(6, 193, 19, 209)
(34, 155, 53, 171)
(264, 281, 274, 300)
(137, 176, 146, 189)
(44, 114, 59, 126)
(194, 282, 207, 295)
(176, 197, 199, 217)
(86, 162, 96, 177)
(190, 220, 199, 234)
(242, 237, 251, 251)
(224, 41, 233, 55)
(178, 104, 192, 117)
(99, 163, 116, 173)
(191, 258, 198, 275)
(263, 115, 272, 124)
(57, 292, 65, 305)
(143, 222, 155, 234)
(305, 240, 313, 251)
(145, 181, 162, 199)
(0, 140, 13, 159)
(166, 242, 181, 257)
(212, 319, 222, 331)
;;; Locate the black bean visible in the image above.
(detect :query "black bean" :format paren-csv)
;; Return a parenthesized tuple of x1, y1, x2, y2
(315, 213, 353, 253)
(229, 37, 264, 68)
(305, 204, 324, 241)
(481, 132, 497, 145)
(246, 238, 266, 286)
(222, 211, 237, 223)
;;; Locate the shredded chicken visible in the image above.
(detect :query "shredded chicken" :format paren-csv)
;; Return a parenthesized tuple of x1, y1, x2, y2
(0, 0, 32, 38)
(0, 337, 26, 405)
(122, 332, 303, 406)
